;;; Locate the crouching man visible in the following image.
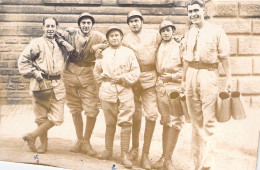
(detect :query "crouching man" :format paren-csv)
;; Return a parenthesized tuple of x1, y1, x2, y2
(18, 17, 68, 153)
(94, 26, 140, 169)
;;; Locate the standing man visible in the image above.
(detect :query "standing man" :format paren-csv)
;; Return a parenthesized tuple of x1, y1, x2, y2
(18, 17, 67, 153)
(123, 10, 161, 169)
(94, 26, 140, 169)
(154, 20, 184, 170)
(181, 0, 232, 169)
(58, 12, 107, 156)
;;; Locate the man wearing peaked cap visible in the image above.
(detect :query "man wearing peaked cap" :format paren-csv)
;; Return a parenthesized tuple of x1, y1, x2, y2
(57, 12, 107, 156)
(154, 20, 184, 170)
(181, 0, 232, 169)
(94, 26, 140, 169)
(123, 9, 161, 169)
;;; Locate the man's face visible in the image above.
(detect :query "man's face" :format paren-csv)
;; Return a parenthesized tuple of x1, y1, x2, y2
(79, 18, 93, 34)
(187, 4, 205, 25)
(108, 30, 122, 48)
(128, 17, 143, 33)
(160, 26, 174, 42)
(43, 18, 57, 39)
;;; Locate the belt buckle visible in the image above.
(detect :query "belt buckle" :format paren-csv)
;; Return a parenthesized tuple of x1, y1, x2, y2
(195, 61, 200, 69)
(47, 74, 50, 80)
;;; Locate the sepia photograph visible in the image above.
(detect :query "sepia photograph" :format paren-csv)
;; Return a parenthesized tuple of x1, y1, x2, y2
(0, 0, 259, 169)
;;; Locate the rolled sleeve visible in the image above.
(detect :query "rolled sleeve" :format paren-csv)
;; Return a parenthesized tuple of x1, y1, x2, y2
(217, 27, 230, 60)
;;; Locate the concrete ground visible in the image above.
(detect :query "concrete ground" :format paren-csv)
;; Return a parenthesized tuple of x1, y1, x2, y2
(0, 105, 259, 170)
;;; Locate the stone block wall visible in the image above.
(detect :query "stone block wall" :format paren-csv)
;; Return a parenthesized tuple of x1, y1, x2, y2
(0, 0, 259, 107)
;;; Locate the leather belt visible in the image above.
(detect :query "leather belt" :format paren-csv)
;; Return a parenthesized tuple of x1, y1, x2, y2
(103, 77, 122, 85)
(188, 61, 218, 70)
(42, 73, 61, 80)
(72, 61, 95, 67)
(139, 64, 156, 72)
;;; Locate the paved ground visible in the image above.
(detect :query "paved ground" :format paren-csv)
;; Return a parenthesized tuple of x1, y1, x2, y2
(0, 105, 259, 170)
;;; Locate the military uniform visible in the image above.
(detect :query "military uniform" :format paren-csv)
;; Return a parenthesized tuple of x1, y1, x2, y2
(94, 26, 140, 169)
(58, 13, 107, 155)
(18, 30, 67, 153)
(183, 21, 230, 169)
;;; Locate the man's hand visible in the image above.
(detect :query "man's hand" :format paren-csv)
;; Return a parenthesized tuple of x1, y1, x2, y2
(161, 73, 172, 83)
(65, 27, 76, 35)
(95, 49, 103, 59)
(111, 77, 122, 84)
(34, 70, 44, 81)
(226, 78, 232, 92)
(173, 35, 184, 43)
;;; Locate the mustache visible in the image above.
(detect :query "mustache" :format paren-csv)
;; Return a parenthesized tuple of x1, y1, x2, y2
(190, 15, 199, 19)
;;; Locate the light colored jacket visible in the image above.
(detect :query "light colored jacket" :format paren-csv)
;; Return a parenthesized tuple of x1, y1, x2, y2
(18, 36, 66, 100)
(94, 45, 140, 103)
(123, 29, 161, 89)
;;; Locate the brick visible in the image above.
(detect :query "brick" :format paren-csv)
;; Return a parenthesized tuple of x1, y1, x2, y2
(0, 45, 11, 52)
(209, 1, 238, 17)
(3, 54, 17, 60)
(251, 96, 260, 108)
(0, 92, 7, 98)
(238, 77, 260, 94)
(0, 26, 18, 36)
(0, 84, 5, 90)
(240, 95, 251, 108)
(218, 77, 238, 92)
(0, 62, 8, 68)
(219, 57, 252, 76)
(212, 19, 251, 34)
(18, 84, 27, 90)
(239, 37, 260, 55)
(18, 26, 42, 36)
(20, 77, 30, 83)
(55, 6, 72, 13)
(240, 2, 260, 17)
(1, 70, 14, 75)
(7, 91, 30, 98)
(102, 0, 117, 6)
(1, 0, 42, 5)
(229, 37, 237, 56)
(6, 84, 16, 90)
(21, 37, 31, 44)
(13, 45, 26, 52)
(0, 5, 56, 14)
(252, 20, 260, 34)
(0, 77, 9, 83)
(253, 57, 260, 75)
(43, 0, 102, 4)
(5, 37, 19, 44)
(15, 70, 21, 75)
(11, 61, 18, 68)
(10, 77, 22, 83)
(7, 98, 32, 105)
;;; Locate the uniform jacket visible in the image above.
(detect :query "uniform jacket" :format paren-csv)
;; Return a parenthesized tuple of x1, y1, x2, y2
(94, 45, 140, 103)
(59, 28, 107, 87)
(156, 38, 183, 94)
(123, 29, 161, 89)
(18, 36, 66, 100)
(182, 21, 230, 64)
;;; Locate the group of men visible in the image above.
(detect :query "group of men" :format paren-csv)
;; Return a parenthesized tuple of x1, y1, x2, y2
(18, 0, 232, 169)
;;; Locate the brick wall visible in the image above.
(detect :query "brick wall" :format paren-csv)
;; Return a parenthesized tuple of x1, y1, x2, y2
(0, 0, 259, 107)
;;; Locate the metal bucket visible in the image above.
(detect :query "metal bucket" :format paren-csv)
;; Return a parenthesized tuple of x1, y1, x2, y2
(231, 91, 247, 120)
(179, 93, 190, 123)
(168, 91, 184, 117)
(216, 91, 231, 122)
(33, 79, 53, 100)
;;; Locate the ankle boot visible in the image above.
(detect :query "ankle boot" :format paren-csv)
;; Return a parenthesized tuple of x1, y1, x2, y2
(23, 120, 54, 152)
(129, 118, 141, 161)
(141, 120, 156, 169)
(36, 122, 48, 153)
(121, 126, 132, 168)
(71, 114, 83, 153)
(154, 125, 170, 169)
(22, 133, 36, 152)
(98, 124, 116, 160)
(163, 127, 180, 170)
(82, 117, 97, 156)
